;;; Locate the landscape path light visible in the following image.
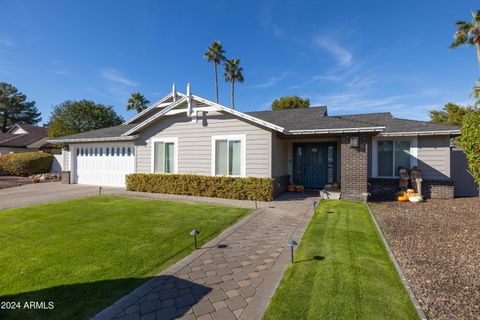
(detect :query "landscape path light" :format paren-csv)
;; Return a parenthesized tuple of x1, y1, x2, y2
(312, 200, 318, 211)
(287, 239, 298, 263)
(190, 230, 200, 250)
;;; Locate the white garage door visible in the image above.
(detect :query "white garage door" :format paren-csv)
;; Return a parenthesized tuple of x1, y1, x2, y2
(73, 144, 135, 187)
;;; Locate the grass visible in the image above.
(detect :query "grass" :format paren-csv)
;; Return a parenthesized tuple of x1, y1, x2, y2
(263, 200, 419, 320)
(0, 196, 250, 320)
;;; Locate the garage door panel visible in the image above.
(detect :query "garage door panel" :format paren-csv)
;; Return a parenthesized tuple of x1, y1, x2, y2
(74, 145, 134, 187)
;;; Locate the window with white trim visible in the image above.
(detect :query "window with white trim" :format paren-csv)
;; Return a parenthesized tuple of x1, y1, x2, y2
(152, 138, 177, 173)
(377, 140, 411, 177)
(212, 135, 245, 177)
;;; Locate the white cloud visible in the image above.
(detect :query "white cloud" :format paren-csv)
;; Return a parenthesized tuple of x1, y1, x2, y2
(253, 72, 289, 88)
(314, 36, 352, 67)
(101, 68, 138, 86)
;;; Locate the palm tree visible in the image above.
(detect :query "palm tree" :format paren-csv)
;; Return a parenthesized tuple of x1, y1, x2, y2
(127, 92, 150, 113)
(471, 80, 480, 106)
(450, 10, 480, 69)
(204, 41, 226, 103)
(223, 59, 244, 110)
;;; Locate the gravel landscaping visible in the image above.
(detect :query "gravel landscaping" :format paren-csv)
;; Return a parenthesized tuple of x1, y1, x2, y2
(370, 198, 480, 319)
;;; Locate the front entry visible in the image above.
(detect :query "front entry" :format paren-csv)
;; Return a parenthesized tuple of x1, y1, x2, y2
(292, 142, 337, 189)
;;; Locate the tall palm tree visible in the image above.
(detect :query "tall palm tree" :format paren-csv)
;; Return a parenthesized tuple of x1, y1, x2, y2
(223, 59, 244, 110)
(204, 41, 226, 103)
(127, 92, 150, 113)
(471, 80, 480, 106)
(450, 9, 480, 69)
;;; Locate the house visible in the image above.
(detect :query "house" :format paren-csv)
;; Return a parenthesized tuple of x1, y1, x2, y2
(0, 124, 56, 156)
(48, 84, 461, 200)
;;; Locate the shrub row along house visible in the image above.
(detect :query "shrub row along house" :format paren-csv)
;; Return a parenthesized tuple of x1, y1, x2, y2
(49, 84, 461, 200)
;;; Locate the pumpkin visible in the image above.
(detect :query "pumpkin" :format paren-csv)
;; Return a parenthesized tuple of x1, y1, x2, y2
(287, 184, 295, 192)
(406, 189, 415, 194)
(397, 195, 409, 202)
(295, 185, 304, 193)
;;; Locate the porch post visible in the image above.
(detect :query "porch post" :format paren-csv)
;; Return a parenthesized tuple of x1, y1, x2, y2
(340, 134, 368, 199)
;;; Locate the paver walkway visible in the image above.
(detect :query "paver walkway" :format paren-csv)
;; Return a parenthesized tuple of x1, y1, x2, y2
(94, 192, 318, 320)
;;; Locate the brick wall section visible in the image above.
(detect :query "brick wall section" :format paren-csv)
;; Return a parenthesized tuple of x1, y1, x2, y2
(340, 134, 368, 199)
(368, 178, 454, 200)
(272, 175, 290, 199)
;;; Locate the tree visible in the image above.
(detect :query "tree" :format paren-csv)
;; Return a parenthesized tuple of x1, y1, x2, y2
(47, 100, 124, 138)
(0, 82, 41, 132)
(272, 96, 310, 110)
(429, 103, 472, 126)
(471, 80, 480, 106)
(204, 41, 226, 103)
(223, 58, 244, 110)
(461, 110, 480, 186)
(450, 10, 480, 69)
(127, 92, 150, 113)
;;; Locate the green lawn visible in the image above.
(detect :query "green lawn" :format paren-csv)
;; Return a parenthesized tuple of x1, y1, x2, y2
(0, 196, 250, 320)
(263, 200, 418, 320)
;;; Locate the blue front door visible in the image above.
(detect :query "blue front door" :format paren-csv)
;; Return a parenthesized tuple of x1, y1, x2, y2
(293, 142, 337, 189)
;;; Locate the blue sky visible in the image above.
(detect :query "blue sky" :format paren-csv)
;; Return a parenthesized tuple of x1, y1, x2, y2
(1, 0, 478, 123)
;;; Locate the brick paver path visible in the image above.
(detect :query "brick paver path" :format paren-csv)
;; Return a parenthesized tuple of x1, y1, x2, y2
(94, 193, 318, 320)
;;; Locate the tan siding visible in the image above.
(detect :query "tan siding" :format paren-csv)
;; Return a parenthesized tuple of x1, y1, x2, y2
(271, 134, 289, 177)
(135, 112, 272, 177)
(417, 136, 451, 179)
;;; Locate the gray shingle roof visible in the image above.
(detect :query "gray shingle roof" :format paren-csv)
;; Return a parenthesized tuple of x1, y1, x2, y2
(247, 109, 460, 134)
(51, 107, 460, 142)
(0, 125, 50, 148)
(339, 113, 460, 134)
(49, 124, 137, 141)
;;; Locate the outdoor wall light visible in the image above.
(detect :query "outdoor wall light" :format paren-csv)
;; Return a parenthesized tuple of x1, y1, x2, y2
(350, 136, 360, 148)
(287, 239, 298, 263)
(190, 229, 200, 249)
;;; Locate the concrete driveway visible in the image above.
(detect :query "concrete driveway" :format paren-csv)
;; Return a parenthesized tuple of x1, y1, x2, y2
(0, 182, 119, 210)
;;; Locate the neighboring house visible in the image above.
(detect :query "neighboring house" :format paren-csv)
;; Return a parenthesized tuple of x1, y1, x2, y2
(0, 124, 56, 156)
(49, 85, 461, 199)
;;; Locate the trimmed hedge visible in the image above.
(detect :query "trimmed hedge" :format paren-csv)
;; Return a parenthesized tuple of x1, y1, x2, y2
(0, 152, 53, 176)
(0, 154, 11, 173)
(126, 173, 274, 201)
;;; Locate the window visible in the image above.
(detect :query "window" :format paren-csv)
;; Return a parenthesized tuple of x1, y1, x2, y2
(99, 148, 103, 156)
(212, 135, 245, 177)
(127, 147, 132, 156)
(106, 147, 109, 156)
(377, 140, 411, 177)
(152, 138, 177, 173)
(121, 147, 125, 156)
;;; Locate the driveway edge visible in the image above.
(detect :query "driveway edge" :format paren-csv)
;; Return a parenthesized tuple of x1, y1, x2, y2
(366, 203, 428, 320)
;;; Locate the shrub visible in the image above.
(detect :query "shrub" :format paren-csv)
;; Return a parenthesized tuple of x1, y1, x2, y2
(0, 152, 53, 176)
(461, 111, 480, 186)
(0, 154, 11, 173)
(126, 174, 274, 201)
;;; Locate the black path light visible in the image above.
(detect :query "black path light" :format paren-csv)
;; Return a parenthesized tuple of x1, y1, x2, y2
(190, 230, 200, 250)
(312, 200, 318, 210)
(253, 196, 257, 209)
(99, 187, 102, 195)
(287, 239, 298, 263)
